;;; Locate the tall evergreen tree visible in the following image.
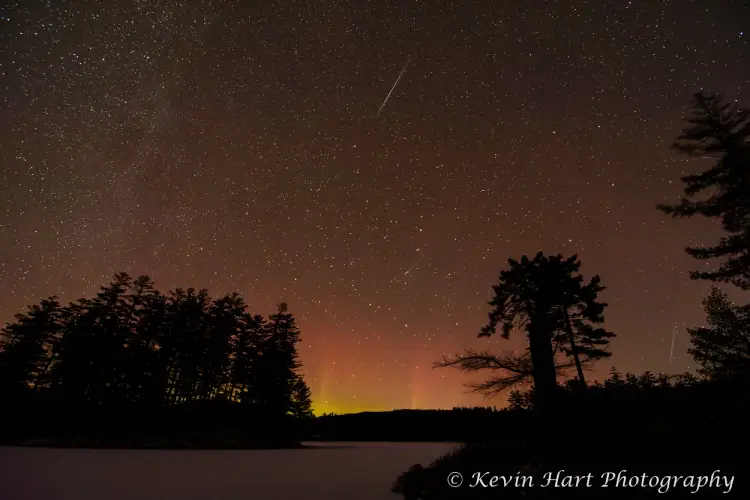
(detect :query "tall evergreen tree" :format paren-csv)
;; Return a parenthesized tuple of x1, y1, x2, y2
(688, 287, 750, 379)
(257, 303, 304, 419)
(93, 273, 138, 404)
(202, 293, 246, 401)
(51, 298, 95, 401)
(438, 253, 614, 415)
(51, 274, 134, 404)
(0, 297, 62, 396)
(658, 91, 750, 289)
(233, 314, 267, 406)
(290, 374, 314, 419)
(122, 275, 163, 404)
(163, 288, 213, 405)
(547, 255, 615, 388)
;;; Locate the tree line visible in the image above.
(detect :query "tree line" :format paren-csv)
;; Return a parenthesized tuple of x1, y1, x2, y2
(0, 274, 313, 446)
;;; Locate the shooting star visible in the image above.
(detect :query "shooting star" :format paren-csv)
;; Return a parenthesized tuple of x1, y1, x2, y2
(377, 57, 411, 117)
(404, 250, 425, 276)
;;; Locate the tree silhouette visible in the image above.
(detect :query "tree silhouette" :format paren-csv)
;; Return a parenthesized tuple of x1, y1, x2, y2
(658, 91, 750, 290)
(257, 303, 304, 420)
(0, 297, 62, 396)
(50, 274, 135, 404)
(290, 375, 314, 419)
(233, 314, 267, 406)
(506, 388, 534, 411)
(200, 294, 242, 401)
(127, 277, 168, 406)
(543, 253, 614, 388)
(688, 287, 750, 379)
(437, 252, 614, 415)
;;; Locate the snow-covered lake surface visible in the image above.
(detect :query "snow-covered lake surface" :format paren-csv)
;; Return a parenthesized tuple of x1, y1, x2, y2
(0, 441, 459, 500)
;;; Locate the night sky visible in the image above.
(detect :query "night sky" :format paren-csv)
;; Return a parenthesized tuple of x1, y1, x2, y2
(1, 1, 748, 414)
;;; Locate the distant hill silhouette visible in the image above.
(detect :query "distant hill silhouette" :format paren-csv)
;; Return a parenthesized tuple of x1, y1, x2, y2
(314, 407, 524, 442)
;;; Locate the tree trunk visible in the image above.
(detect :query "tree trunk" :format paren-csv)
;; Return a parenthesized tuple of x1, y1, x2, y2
(563, 308, 587, 389)
(527, 322, 558, 419)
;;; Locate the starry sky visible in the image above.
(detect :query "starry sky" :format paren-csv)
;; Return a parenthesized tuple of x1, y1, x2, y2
(1, 0, 748, 414)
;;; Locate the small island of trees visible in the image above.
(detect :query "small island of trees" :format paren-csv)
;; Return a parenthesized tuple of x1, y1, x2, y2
(0, 274, 313, 448)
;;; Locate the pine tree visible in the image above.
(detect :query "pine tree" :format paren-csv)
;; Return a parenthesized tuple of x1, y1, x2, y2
(638, 371, 657, 389)
(506, 390, 533, 411)
(604, 367, 625, 389)
(257, 303, 304, 419)
(0, 297, 62, 396)
(51, 274, 134, 404)
(290, 374, 314, 419)
(658, 91, 750, 289)
(438, 252, 614, 415)
(162, 288, 213, 405)
(656, 373, 671, 388)
(94, 273, 139, 404)
(51, 298, 93, 401)
(233, 314, 267, 406)
(201, 294, 243, 401)
(544, 254, 616, 388)
(122, 275, 163, 405)
(688, 287, 750, 379)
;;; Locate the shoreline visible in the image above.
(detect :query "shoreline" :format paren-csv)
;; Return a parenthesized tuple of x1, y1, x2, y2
(0, 439, 462, 451)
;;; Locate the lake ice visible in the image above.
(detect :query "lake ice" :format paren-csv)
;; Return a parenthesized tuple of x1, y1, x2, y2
(0, 442, 459, 500)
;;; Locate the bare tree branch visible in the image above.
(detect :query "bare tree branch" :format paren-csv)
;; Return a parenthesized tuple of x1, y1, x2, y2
(435, 349, 581, 397)
(467, 373, 531, 397)
(434, 349, 532, 374)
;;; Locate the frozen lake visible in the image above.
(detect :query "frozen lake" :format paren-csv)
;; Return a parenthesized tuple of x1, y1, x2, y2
(0, 441, 459, 500)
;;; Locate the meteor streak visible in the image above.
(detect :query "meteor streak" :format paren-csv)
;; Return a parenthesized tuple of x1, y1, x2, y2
(404, 251, 425, 276)
(377, 58, 411, 117)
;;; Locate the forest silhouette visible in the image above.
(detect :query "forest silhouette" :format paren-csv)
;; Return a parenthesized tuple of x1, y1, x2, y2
(0, 91, 748, 498)
(0, 275, 313, 448)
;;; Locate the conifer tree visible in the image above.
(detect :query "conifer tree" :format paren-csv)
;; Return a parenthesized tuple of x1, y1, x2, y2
(290, 374, 314, 419)
(233, 314, 267, 406)
(688, 287, 750, 379)
(163, 288, 213, 404)
(506, 389, 533, 411)
(0, 297, 62, 396)
(604, 367, 625, 389)
(544, 254, 615, 388)
(123, 275, 163, 404)
(201, 294, 243, 401)
(51, 274, 134, 404)
(438, 253, 614, 415)
(658, 91, 750, 289)
(258, 303, 304, 419)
